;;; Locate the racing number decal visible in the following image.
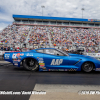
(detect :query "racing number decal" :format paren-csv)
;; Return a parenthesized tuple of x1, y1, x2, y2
(51, 59, 63, 65)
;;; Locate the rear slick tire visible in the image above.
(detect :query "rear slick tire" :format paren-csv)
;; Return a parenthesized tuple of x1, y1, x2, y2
(23, 58, 39, 71)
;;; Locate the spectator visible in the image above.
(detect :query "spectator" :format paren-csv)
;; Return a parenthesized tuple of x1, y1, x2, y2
(0, 24, 100, 52)
(1, 46, 3, 51)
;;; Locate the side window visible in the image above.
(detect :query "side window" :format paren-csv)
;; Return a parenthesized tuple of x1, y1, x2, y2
(36, 49, 44, 53)
(44, 49, 65, 56)
(54, 50, 65, 56)
(44, 49, 55, 55)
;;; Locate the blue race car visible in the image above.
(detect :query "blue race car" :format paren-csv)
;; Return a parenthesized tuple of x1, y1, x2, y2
(4, 48, 100, 72)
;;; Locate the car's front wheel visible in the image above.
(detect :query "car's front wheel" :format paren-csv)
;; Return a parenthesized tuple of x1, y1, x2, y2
(23, 58, 39, 71)
(82, 62, 94, 72)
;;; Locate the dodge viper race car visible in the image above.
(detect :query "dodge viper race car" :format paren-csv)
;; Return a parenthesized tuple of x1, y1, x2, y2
(4, 48, 100, 72)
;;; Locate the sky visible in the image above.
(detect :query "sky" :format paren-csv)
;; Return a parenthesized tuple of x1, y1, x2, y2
(0, 0, 100, 31)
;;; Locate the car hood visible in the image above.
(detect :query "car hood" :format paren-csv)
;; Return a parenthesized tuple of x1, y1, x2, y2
(68, 53, 82, 56)
(68, 53, 98, 60)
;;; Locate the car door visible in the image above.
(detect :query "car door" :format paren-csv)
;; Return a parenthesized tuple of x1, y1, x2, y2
(43, 49, 70, 69)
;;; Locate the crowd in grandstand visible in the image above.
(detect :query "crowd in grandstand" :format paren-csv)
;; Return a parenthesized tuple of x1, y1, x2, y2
(0, 45, 22, 51)
(0, 25, 30, 45)
(28, 26, 49, 46)
(49, 27, 99, 46)
(0, 24, 100, 52)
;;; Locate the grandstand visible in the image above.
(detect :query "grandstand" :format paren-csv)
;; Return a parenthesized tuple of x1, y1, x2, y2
(0, 14, 100, 52)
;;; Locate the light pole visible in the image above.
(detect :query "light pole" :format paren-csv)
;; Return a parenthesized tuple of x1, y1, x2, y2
(81, 8, 84, 18)
(41, 6, 45, 16)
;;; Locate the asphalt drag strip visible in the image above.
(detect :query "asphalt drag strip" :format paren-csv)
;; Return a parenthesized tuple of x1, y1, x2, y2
(0, 62, 36, 100)
(0, 62, 100, 100)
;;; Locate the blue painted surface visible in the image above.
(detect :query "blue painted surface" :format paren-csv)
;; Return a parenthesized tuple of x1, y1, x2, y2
(13, 14, 90, 22)
(4, 48, 100, 71)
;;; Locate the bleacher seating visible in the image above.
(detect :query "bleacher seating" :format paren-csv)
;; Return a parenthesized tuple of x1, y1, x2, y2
(0, 24, 100, 52)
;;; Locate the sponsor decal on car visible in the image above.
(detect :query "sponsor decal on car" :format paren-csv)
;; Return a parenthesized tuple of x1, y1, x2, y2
(16, 53, 20, 57)
(48, 69, 77, 71)
(13, 59, 17, 61)
(12, 54, 17, 58)
(18, 60, 20, 62)
(40, 66, 46, 68)
(12, 58, 17, 60)
(42, 67, 46, 70)
(13, 61, 18, 63)
(58, 69, 64, 71)
(5, 54, 10, 59)
(40, 66, 43, 68)
(14, 63, 18, 65)
(65, 69, 68, 71)
(26, 53, 33, 56)
(39, 63, 45, 65)
(48, 69, 61, 71)
(40, 65, 45, 67)
(49, 69, 59, 71)
(51, 59, 63, 65)
(38, 58, 44, 66)
(67, 68, 77, 71)
(39, 61, 44, 63)
(20, 53, 24, 56)
(18, 57, 21, 59)
(96, 68, 100, 71)
(39, 63, 45, 67)
(43, 69, 47, 71)
(38, 58, 43, 61)
(16, 53, 24, 57)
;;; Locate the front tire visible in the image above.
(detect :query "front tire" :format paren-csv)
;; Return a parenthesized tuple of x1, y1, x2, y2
(82, 62, 94, 72)
(23, 58, 39, 71)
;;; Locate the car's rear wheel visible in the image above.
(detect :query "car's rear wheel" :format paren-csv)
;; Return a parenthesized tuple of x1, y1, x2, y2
(82, 62, 94, 72)
(23, 58, 39, 71)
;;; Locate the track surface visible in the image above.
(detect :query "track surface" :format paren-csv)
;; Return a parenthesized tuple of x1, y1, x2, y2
(0, 63, 100, 100)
